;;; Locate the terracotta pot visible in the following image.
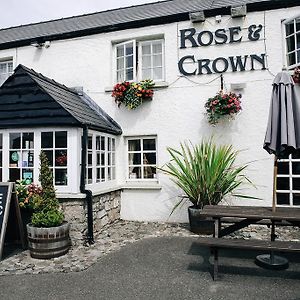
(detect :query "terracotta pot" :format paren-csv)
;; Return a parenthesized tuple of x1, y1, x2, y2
(188, 206, 214, 235)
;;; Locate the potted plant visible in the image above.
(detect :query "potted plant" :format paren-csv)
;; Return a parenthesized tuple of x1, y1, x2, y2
(26, 151, 71, 259)
(160, 139, 254, 234)
(112, 79, 154, 109)
(205, 91, 242, 125)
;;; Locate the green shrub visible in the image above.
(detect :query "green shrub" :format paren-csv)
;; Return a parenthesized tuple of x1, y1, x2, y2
(31, 151, 64, 227)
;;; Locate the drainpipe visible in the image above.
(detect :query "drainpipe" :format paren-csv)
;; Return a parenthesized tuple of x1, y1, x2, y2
(80, 125, 94, 244)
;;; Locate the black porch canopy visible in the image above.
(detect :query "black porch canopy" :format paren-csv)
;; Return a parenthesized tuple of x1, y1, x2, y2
(0, 64, 122, 135)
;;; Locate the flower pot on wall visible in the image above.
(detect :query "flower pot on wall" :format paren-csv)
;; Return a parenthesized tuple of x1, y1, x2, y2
(188, 206, 214, 235)
(27, 222, 71, 259)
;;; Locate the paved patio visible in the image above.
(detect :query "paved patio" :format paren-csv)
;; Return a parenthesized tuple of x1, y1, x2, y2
(0, 235, 300, 300)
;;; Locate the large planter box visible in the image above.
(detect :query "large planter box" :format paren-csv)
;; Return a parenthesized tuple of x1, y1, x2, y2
(188, 206, 214, 235)
(27, 222, 71, 259)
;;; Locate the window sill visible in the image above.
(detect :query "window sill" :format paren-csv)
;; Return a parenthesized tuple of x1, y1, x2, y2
(104, 81, 169, 93)
(122, 182, 162, 190)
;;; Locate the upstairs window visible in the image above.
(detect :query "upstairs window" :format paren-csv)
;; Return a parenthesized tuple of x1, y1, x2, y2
(0, 60, 13, 86)
(115, 38, 164, 83)
(284, 17, 300, 68)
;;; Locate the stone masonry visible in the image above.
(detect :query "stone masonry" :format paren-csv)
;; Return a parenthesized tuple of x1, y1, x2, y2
(60, 190, 121, 243)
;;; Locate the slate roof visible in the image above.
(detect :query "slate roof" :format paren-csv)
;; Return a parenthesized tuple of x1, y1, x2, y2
(0, 64, 122, 134)
(0, 0, 298, 50)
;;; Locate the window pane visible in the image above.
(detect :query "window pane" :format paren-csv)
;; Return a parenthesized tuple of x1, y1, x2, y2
(101, 153, 105, 166)
(112, 139, 115, 151)
(97, 153, 100, 165)
(88, 168, 92, 184)
(0, 134, 2, 149)
(101, 168, 105, 181)
(88, 136, 93, 150)
(297, 50, 300, 64)
(117, 57, 124, 70)
(129, 153, 141, 165)
(129, 166, 141, 179)
(0, 152, 2, 168)
(292, 178, 300, 190)
(117, 70, 124, 82)
(286, 22, 294, 36)
(142, 44, 151, 55)
(117, 46, 124, 57)
(292, 162, 300, 174)
(126, 43, 133, 55)
(101, 137, 105, 150)
(108, 153, 111, 165)
(126, 56, 133, 68)
(142, 68, 151, 79)
(128, 139, 141, 151)
(288, 52, 296, 66)
(55, 131, 67, 148)
(153, 43, 162, 54)
(143, 139, 156, 150)
(277, 193, 290, 205)
(88, 153, 92, 166)
(41, 132, 53, 148)
(0, 64, 6, 73)
(22, 151, 34, 167)
(22, 169, 33, 184)
(8, 62, 13, 73)
(55, 150, 67, 166)
(143, 153, 156, 165)
(112, 153, 115, 165)
(286, 36, 295, 52)
(22, 133, 34, 149)
(10, 133, 21, 149)
(277, 177, 289, 190)
(96, 136, 100, 150)
(153, 67, 163, 80)
(9, 150, 20, 167)
(142, 56, 151, 68)
(144, 166, 156, 179)
(278, 162, 289, 175)
(292, 150, 300, 159)
(44, 150, 53, 166)
(9, 168, 20, 182)
(55, 169, 67, 185)
(297, 32, 300, 49)
(293, 193, 300, 205)
(153, 54, 162, 67)
(296, 18, 300, 32)
(126, 69, 133, 81)
(108, 138, 111, 151)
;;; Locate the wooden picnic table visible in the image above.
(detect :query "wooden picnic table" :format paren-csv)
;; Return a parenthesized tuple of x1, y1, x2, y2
(196, 205, 300, 279)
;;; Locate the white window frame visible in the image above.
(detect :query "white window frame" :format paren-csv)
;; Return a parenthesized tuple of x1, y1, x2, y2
(115, 40, 137, 83)
(85, 130, 117, 190)
(0, 60, 13, 86)
(126, 136, 157, 182)
(114, 38, 165, 84)
(277, 154, 300, 207)
(282, 15, 300, 69)
(0, 128, 78, 194)
(139, 39, 165, 82)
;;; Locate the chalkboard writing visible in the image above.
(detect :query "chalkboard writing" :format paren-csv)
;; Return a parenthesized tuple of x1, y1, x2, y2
(0, 185, 9, 232)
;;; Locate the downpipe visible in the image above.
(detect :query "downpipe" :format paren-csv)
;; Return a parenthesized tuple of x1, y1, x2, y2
(80, 125, 94, 244)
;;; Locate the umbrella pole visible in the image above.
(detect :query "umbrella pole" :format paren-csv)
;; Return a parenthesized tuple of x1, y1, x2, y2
(272, 156, 278, 213)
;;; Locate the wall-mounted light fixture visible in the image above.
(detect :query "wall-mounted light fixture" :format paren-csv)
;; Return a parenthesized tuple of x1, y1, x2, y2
(189, 11, 205, 23)
(215, 15, 222, 23)
(231, 5, 247, 18)
(30, 40, 51, 49)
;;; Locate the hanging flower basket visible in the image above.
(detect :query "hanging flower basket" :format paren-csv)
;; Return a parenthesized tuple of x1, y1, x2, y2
(205, 91, 242, 125)
(292, 67, 300, 84)
(112, 79, 154, 110)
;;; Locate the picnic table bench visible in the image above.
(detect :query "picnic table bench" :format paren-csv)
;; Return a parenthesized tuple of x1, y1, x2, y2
(195, 205, 300, 280)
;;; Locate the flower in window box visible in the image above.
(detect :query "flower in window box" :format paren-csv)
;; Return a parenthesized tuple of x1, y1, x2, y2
(112, 79, 155, 109)
(292, 67, 300, 84)
(205, 91, 242, 125)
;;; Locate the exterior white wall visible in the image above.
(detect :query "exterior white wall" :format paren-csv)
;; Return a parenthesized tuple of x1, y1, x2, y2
(1, 5, 300, 222)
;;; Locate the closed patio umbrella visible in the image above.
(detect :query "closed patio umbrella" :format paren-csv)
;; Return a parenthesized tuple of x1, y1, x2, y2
(263, 71, 300, 212)
(260, 71, 300, 269)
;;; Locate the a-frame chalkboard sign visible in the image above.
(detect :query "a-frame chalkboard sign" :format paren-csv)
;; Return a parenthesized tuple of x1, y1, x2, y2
(0, 182, 25, 260)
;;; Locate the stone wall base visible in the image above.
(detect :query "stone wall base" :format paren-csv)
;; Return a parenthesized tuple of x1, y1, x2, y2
(59, 190, 121, 243)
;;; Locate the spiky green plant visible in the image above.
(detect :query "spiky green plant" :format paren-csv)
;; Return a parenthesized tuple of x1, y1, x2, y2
(160, 139, 255, 213)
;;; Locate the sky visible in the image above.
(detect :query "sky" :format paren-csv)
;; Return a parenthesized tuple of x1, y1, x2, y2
(0, 0, 160, 29)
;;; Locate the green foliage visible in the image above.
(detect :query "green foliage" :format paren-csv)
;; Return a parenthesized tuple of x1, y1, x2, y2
(31, 151, 64, 227)
(31, 209, 64, 228)
(160, 139, 256, 213)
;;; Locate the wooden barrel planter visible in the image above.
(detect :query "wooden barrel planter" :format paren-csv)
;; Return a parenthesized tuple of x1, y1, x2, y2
(188, 206, 214, 235)
(26, 222, 71, 259)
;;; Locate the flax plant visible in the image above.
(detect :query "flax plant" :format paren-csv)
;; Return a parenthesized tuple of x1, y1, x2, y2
(160, 139, 255, 213)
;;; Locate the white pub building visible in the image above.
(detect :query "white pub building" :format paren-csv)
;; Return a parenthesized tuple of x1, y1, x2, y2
(0, 0, 299, 240)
